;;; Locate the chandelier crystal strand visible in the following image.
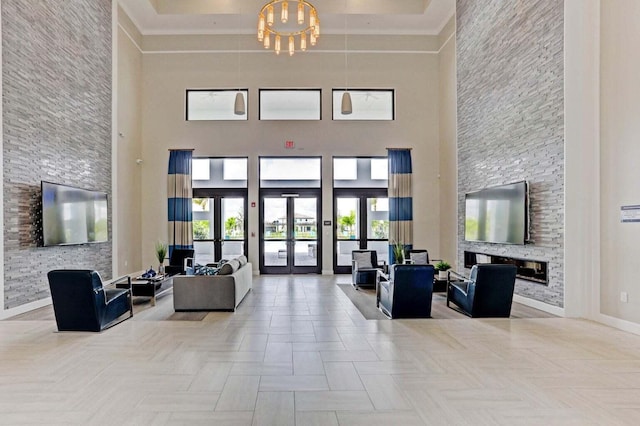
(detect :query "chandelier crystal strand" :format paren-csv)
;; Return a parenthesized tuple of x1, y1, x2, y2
(300, 32, 307, 51)
(275, 34, 281, 55)
(297, 0, 304, 24)
(264, 31, 271, 48)
(267, 4, 274, 26)
(258, 13, 265, 40)
(258, 0, 319, 55)
(309, 11, 316, 28)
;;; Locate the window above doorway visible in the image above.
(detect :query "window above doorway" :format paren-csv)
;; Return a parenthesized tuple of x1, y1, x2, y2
(332, 89, 395, 121)
(186, 89, 249, 121)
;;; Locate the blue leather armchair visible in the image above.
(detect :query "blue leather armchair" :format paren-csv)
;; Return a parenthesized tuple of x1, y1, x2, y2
(377, 264, 435, 319)
(165, 249, 195, 275)
(47, 270, 133, 332)
(446, 264, 517, 318)
(351, 250, 385, 289)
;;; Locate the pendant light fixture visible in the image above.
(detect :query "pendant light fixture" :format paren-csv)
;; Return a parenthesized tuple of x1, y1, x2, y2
(235, 7, 246, 116)
(234, 91, 245, 116)
(258, 0, 320, 56)
(341, 5, 352, 115)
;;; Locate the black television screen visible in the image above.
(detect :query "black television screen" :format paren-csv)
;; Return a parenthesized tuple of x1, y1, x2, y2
(41, 181, 108, 246)
(464, 181, 528, 245)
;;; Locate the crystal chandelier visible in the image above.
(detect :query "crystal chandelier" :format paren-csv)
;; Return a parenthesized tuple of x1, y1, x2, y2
(257, 0, 320, 56)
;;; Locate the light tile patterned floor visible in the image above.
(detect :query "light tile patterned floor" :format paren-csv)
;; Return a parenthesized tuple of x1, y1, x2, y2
(1, 275, 640, 425)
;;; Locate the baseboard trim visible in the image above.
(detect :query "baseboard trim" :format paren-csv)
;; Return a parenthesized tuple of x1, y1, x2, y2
(0, 297, 52, 320)
(513, 294, 565, 317)
(322, 270, 334, 275)
(595, 313, 640, 336)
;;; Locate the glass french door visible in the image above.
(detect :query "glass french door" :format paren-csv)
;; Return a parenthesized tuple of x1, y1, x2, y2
(334, 190, 389, 274)
(192, 191, 247, 265)
(260, 190, 321, 274)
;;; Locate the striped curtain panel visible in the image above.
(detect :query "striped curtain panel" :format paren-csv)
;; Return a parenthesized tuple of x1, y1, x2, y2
(388, 148, 413, 264)
(167, 150, 194, 257)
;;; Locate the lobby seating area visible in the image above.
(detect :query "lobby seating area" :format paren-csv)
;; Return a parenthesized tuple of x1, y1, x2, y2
(358, 248, 519, 320)
(1, 0, 638, 423)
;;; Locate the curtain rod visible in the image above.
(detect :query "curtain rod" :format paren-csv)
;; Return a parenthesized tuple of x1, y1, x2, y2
(386, 147, 413, 150)
(168, 148, 195, 151)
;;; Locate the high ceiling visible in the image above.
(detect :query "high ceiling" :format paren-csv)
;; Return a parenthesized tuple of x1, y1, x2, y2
(119, 0, 455, 36)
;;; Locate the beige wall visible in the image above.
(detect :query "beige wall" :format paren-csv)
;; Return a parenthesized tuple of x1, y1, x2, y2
(438, 17, 457, 268)
(600, 0, 640, 322)
(137, 36, 441, 270)
(116, 8, 143, 275)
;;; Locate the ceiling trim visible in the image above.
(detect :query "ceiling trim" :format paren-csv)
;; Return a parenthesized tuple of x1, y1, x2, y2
(117, 0, 455, 36)
(142, 49, 441, 55)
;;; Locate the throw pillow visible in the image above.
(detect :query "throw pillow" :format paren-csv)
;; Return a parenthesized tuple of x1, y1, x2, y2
(218, 259, 240, 275)
(194, 265, 218, 276)
(237, 255, 248, 267)
(353, 252, 373, 269)
(411, 252, 428, 264)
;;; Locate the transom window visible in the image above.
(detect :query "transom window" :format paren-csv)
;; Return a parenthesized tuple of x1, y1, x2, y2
(333, 157, 388, 188)
(260, 157, 321, 188)
(259, 89, 321, 120)
(186, 89, 248, 121)
(192, 158, 248, 189)
(332, 89, 395, 121)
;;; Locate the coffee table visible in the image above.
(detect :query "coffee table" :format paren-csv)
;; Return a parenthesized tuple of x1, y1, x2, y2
(116, 274, 173, 306)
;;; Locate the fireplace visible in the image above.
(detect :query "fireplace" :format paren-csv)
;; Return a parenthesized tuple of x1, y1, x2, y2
(464, 251, 548, 285)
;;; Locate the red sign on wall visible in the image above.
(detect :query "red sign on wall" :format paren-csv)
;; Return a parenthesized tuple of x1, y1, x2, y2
(285, 140, 295, 149)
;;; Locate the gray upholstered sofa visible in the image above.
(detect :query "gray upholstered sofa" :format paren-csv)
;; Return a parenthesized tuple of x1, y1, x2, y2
(173, 261, 252, 312)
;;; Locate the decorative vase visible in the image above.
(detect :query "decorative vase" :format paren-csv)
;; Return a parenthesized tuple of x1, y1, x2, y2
(438, 270, 448, 280)
(158, 264, 165, 275)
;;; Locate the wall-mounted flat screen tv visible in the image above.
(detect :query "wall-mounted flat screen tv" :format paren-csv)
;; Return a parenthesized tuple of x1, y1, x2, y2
(41, 181, 108, 246)
(464, 181, 529, 245)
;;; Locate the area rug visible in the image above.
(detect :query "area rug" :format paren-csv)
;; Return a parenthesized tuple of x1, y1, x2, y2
(166, 311, 209, 321)
(338, 283, 557, 320)
(337, 284, 388, 320)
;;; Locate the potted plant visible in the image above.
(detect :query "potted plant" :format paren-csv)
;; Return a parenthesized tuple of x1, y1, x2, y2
(392, 240, 405, 264)
(155, 241, 168, 275)
(435, 261, 451, 280)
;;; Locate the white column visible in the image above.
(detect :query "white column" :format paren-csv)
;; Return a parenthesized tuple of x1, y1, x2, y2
(563, 0, 600, 318)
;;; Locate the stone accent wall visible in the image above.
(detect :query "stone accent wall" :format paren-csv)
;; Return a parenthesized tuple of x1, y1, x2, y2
(456, 0, 565, 307)
(2, 1, 112, 309)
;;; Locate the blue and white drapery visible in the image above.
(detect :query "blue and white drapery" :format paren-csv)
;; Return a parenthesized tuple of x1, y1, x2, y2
(168, 150, 194, 257)
(388, 148, 413, 264)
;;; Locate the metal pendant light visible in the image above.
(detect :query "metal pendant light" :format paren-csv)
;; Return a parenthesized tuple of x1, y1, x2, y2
(341, 92, 352, 115)
(234, 7, 246, 116)
(234, 92, 245, 115)
(341, 5, 352, 115)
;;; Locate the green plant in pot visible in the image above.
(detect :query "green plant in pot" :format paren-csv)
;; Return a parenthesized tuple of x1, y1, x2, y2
(392, 240, 405, 264)
(435, 261, 451, 280)
(155, 241, 168, 275)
